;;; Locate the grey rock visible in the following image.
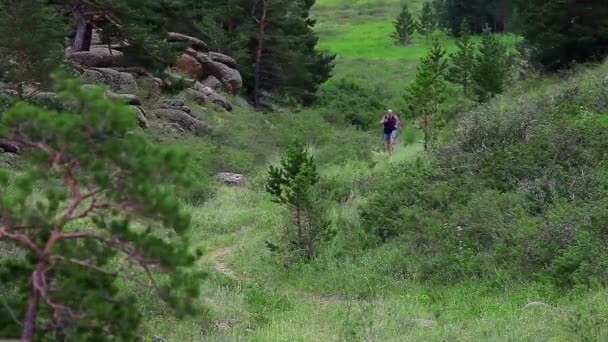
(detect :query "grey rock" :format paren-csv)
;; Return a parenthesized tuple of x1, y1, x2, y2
(159, 99, 185, 107)
(216, 172, 246, 186)
(525, 301, 549, 309)
(91, 30, 102, 46)
(153, 337, 167, 342)
(105, 91, 141, 106)
(233, 96, 253, 109)
(66, 46, 125, 68)
(201, 76, 223, 91)
(154, 108, 210, 134)
(83, 68, 138, 94)
(210, 61, 242, 95)
(159, 104, 192, 114)
(0, 161, 9, 169)
(0, 139, 20, 154)
(168, 122, 186, 133)
(209, 52, 238, 68)
(167, 32, 209, 52)
(0, 89, 18, 97)
(130, 106, 150, 129)
(185, 87, 232, 111)
(185, 49, 242, 94)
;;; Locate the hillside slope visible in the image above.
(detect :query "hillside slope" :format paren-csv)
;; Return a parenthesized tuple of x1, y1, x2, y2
(125, 59, 608, 340)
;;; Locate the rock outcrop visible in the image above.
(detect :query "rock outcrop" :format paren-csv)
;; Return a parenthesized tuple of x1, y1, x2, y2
(62, 31, 242, 133)
(209, 52, 238, 69)
(182, 47, 242, 95)
(0, 139, 20, 154)
(66, 46, 125, 68)
(187, 82, 232, 111)
(167, 32, 209, 52)
(216, 172, 246, 186)
(201, 76, 223, 91)
(83, 68, 139, 94)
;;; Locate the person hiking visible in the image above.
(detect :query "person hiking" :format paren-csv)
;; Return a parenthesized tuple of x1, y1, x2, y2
(380, 109, 401, 156)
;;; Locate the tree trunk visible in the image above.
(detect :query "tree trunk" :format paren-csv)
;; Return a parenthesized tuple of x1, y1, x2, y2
(295, 207, 302, 249)
(306, 216, 314, 259)
(72, 8, 93, 52)
(252, 0, 268, 107)
(423, 114, 429, 151)
(21, 259, 47, 341)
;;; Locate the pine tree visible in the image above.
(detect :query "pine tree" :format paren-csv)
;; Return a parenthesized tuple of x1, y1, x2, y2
(392, 4, 416, 45)
(266, 142, 321, 258)
(449, 18, 476, 95)
(516, 0, 608, 69)
(405, 36, 449, 151)
(0, 0, 67, 95)
(241, 0, 335, 106)
(417, 1, 438, 44)
(0, 78, 202, 340)
(472, 28, 509, 101)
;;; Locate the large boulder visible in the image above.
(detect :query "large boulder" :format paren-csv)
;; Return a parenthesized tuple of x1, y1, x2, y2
(187, 82, 232, 111)
(209, 52, 237, 69)
(201, 76, 223, 91)
(130, 105, 149, 129)
(66, 46, 125, 68)
(216, 172, 246, 186)
(0, 139, 20, 154)
(210, 61, 242, 95)
(176, 53, 205, 80)
(105, 91, 141, 106)
(154, 106, 210, 134)
(83, 68, 139, 94)
(167, 32, 209, 52)
(185, 49, 242, 94)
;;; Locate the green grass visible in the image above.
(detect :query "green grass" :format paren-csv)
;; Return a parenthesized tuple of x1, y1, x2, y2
(137, 141, 608, 340)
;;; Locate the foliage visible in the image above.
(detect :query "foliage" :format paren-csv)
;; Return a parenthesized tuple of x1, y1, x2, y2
(266, 142, 322, 258)
(0, 78, 202, 340)
(472, 28, 509, 102)
(316, 78, 385, 129)
(417, 1, 437, 44)
(437, 0, 515, 36)
(449, 18, 476, 95)
(0, 0, 67, 92)
(404, 36, 449, 150)
(391, 3, 416, 45)
(516, 0, 608, 69)
(362, 66, 608, 287)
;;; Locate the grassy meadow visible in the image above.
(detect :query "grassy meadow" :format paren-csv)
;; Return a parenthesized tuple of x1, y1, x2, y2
(3, 0, 608, 341)
(122, 1, 608, 340)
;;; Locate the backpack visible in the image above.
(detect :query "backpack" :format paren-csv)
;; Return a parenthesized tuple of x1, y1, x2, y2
(383, 113, 397, 132)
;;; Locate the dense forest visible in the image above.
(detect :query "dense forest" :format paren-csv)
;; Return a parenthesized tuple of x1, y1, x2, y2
(1, 0, 608, 340)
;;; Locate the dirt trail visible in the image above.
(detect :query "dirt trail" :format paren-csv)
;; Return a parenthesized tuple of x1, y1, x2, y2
(206, 227, 349, 305)
(209, 245, 238, 278)
(206, 225, 255, 279)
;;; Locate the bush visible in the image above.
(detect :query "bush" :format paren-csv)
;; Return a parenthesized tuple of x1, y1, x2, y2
(356, 67, 608, 286)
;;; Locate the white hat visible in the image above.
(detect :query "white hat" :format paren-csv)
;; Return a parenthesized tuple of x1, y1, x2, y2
(388, 109, 393, 113)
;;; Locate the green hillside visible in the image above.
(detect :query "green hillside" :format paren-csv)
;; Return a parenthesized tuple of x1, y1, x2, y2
(2, 0, 608, 341)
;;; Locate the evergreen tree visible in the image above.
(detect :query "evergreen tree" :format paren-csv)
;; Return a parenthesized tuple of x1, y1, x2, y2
(266, 142, 321, 258)
(516, 0, 608, 69)
(441, 0, 514, 36)
(392, 3, 416, 45)
(431, 0, 448, 30)
(0, 0, 67, 95)
(472, 28, 509, 101)
(0, 78, 202, 340)
(405, 36, 449, 151)
(449, 18, 476, 95)
(417, 1, 438, 44)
